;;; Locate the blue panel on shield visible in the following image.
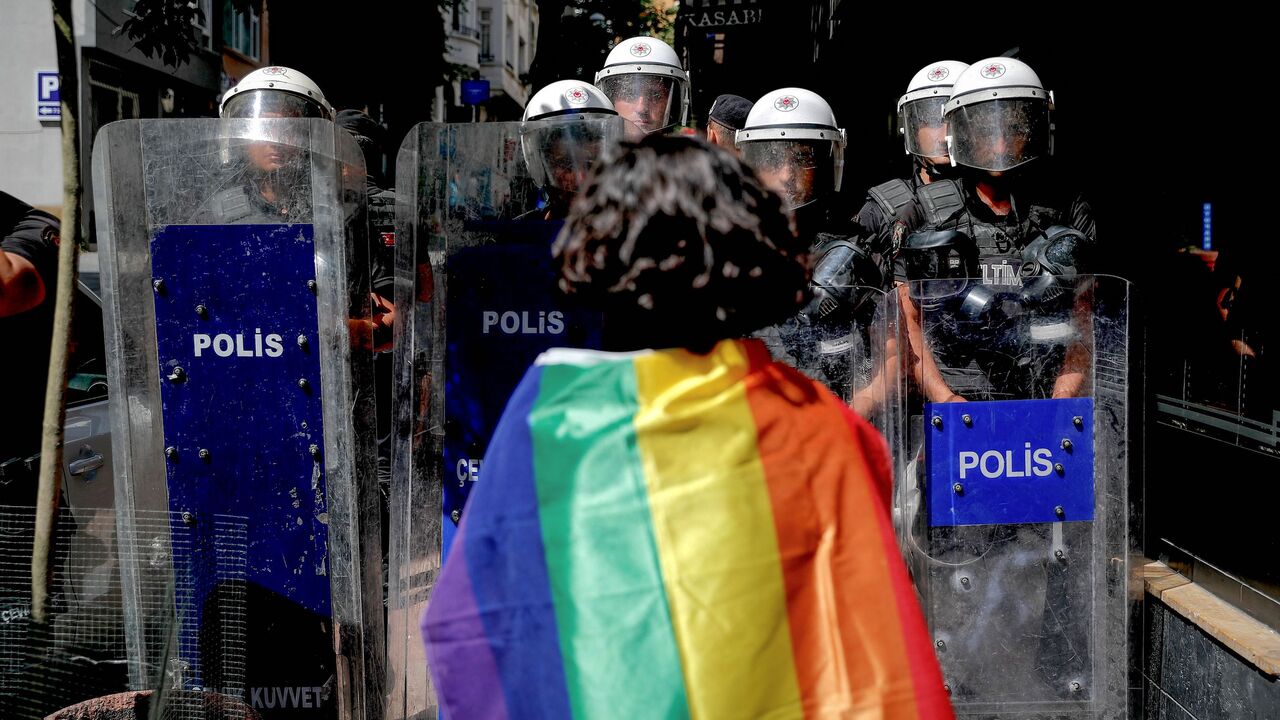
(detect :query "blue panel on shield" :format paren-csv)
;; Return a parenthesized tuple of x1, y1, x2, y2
(442, 218, 603, 527)
(151, 224, 331, 620)
(925, 398, 1094, 527)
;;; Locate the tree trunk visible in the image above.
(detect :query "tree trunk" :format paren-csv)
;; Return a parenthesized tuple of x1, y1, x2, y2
(33, 0, 82, 625)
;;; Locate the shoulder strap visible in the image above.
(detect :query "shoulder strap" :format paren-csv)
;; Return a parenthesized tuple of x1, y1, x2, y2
(866, 179, 916, 224)
(915, 179, 966, 226)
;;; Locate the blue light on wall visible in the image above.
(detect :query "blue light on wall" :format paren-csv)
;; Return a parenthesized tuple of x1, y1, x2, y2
(1203, 202, 1213, 251)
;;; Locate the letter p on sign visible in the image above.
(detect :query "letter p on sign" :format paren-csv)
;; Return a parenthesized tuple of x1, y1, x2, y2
(40, 74, 59, 101)
(36, 71, 60, 120)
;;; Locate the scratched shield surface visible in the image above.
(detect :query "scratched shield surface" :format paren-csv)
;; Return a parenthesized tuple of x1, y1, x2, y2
(93, 117, 387, 718)
(890, 276, 1133, 718)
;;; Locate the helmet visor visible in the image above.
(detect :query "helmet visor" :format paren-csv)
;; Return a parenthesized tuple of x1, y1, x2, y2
(223, 89, 329, 120)
(947, 98, 1049, 172)
(598, 74, 678, 135)
(900, 96, 949, 158)
(522, 116, 620, 195)
(741, 140, 828, 209)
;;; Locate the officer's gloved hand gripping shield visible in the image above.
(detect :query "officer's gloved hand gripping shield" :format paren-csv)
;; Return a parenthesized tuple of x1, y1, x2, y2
(760, 263, 901, 443)
(888, 274, 1134, 719)
(389, 115, 627, 716)
(93, 117, 384, 719)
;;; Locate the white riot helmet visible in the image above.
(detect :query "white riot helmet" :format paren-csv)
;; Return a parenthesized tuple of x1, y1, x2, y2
(736, 88, 846, 209)
(898, 60, 969, 160)
(220, 66, 334, 120)
(594, 36, 690, 134)
(521, 81, 619, 195)
(943, 57, 1054, 172)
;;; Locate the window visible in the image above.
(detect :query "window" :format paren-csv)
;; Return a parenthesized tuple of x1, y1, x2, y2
(452, 0, 461, 31)
(89, 79, 141, 136)
(479, 9, 492, 61)
(1149, 215, 1280, 628)
(223, 0, 260, 60)
(67, 275, 108, 405)
(518, 38, 526, 73)
(194, 0, 213, 51)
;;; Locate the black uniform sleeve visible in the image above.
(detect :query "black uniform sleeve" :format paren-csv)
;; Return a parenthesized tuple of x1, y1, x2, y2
(849, 199, 904, 288)
(1, 193, 59, 293)
(850, 198, 894, 256)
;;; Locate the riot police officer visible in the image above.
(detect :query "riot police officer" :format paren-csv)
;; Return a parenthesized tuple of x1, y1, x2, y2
(336, 108, 396, 347)
(738, 88, 884, 402)
(704, 93, 752, 152)
(218, 68, 393, 352)
(788, 62, 972, 410)
(842, 61, 971, 285)
(333, 108, 400, 537)
(738, 87, 883, 331)
(212, 66, 334, 224)
(893, 59, 1110, 709)
(425, 83, 624, 531)
(521, 80, 619, 220)
(897, 57, 1097, 402)
(92, 63, 386, 713)
(737, 87, 847, 239)
(595, 36, 690, 138)
(336, 108, 395, 262)
(0, 192, 59, 506)
(900, 61, 971, 184)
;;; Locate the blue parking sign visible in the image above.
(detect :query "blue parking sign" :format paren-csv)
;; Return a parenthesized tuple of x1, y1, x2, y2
(36, 71, 60, 121)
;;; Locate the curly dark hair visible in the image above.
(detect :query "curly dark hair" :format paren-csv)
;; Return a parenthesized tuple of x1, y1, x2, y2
(553, 134, 809, 352)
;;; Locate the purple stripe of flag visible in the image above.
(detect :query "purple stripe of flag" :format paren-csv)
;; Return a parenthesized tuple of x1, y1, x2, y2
(423, 364, 573, 718)
(422, 534, 508, 720)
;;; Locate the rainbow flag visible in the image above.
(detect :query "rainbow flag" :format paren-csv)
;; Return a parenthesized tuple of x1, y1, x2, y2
(423, 339, 952, 719)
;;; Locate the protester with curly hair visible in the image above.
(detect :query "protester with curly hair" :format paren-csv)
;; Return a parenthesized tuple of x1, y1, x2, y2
(422, 135, 953, 720)
(554, 134, 809, 352)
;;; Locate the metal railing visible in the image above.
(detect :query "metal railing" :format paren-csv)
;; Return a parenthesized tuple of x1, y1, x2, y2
(450, 23, 481, 40)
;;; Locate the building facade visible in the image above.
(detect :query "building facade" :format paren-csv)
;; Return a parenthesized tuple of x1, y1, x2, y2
(436, 0, 483, 122)
(1, 0, 267, 230)
(476, 0, 539, 121)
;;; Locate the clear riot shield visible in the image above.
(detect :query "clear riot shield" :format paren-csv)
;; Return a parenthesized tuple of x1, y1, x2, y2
(388, 116, 626, 717)
(890, 274, 1131, 718)
(93, 118, 384, 719)
(756, 284, 901, 431)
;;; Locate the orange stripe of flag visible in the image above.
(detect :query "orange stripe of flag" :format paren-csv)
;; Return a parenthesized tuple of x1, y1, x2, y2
(741, 343, 952, 719)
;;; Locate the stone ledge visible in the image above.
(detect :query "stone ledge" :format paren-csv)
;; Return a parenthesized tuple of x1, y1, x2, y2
(1145, 560, 1280, 678)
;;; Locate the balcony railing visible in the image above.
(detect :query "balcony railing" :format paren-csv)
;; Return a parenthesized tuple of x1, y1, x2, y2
(450, 23, 481, 40)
